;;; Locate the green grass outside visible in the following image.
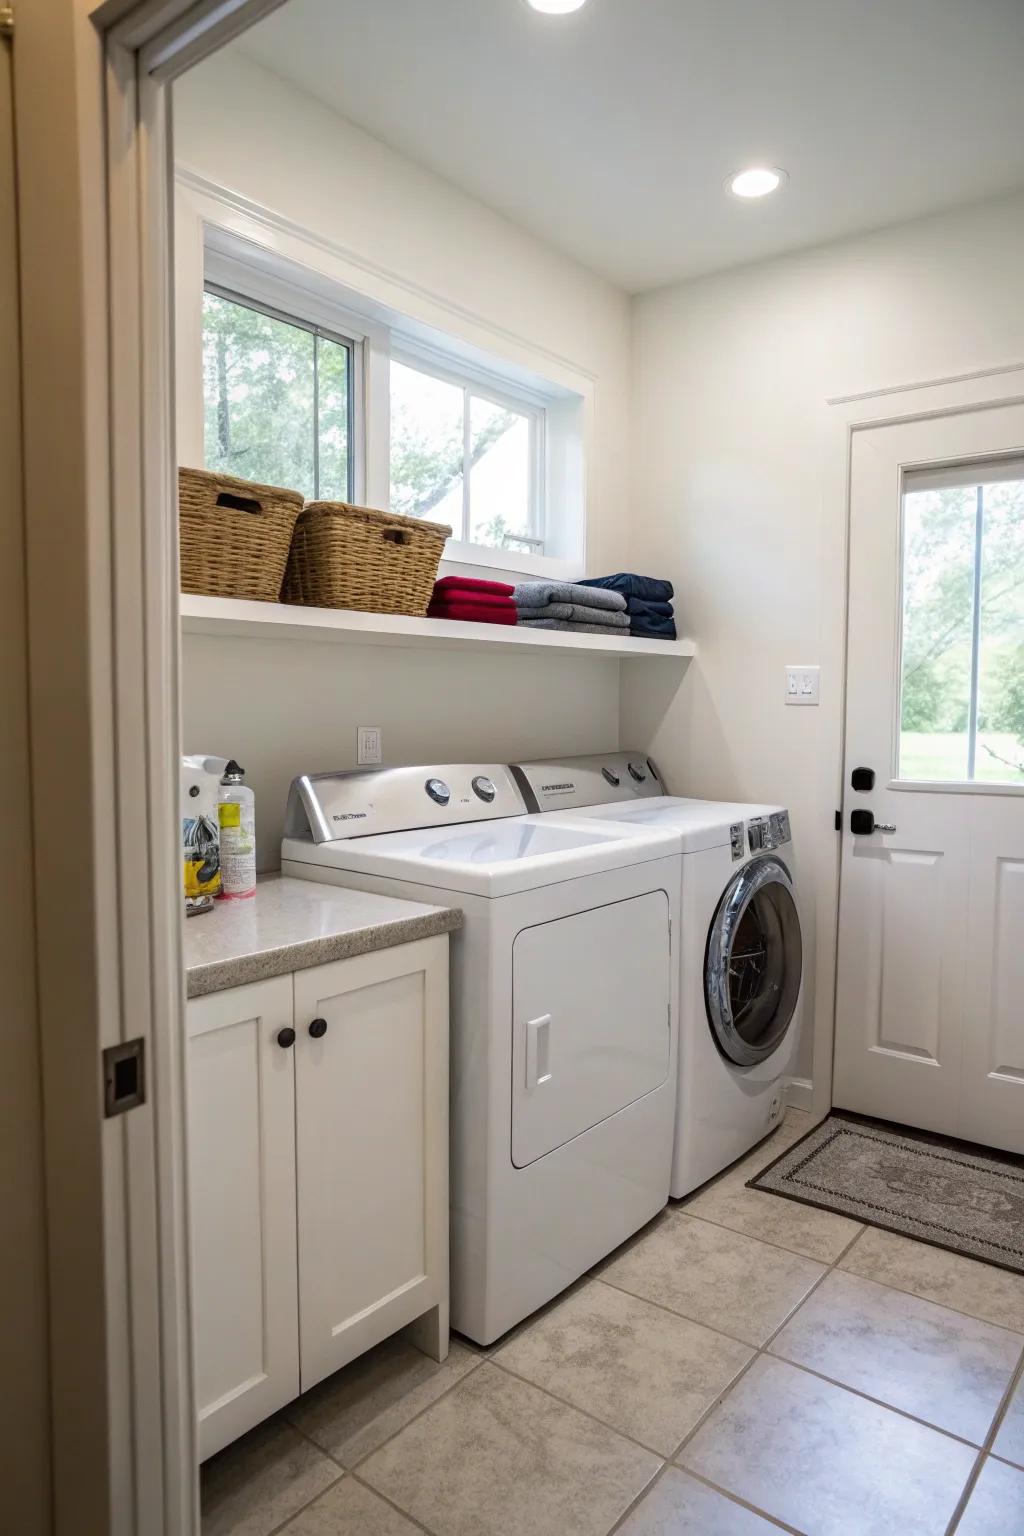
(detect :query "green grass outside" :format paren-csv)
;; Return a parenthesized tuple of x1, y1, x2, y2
(899, 731, 1024, 784)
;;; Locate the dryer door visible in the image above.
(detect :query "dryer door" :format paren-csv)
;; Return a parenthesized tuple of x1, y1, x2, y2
(705, 857, 802, 1068)
(511, 891, 671, 1168)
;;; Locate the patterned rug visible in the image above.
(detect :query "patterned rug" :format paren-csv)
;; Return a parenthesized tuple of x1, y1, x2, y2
(748, 1113, 1024, 1275)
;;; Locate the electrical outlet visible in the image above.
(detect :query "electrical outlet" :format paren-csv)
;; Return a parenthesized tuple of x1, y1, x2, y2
(357, 726, 382, 765)
(785, 665, 820, 706)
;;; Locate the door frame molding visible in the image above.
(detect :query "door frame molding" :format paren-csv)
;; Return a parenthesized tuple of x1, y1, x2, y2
(15, 1, 288, 1529)
(815, 361, 1024, 1124)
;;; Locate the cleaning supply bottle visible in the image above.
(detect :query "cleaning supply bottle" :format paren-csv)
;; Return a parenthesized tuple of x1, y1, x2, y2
(218, 761, 256, 899)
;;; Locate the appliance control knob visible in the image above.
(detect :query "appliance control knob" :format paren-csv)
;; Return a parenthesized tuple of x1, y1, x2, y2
(472, 775, 497, 803)
(601, 767, 621, 787)
(309, 1018, 327, 1039)
(627, 762, 647, 783)
(425, 777, 451, 806)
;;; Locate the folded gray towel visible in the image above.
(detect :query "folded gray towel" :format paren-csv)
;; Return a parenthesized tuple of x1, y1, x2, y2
(515, 602, 630, 627)
(519, 618, 629, 635)
(513, 580, 626, 612)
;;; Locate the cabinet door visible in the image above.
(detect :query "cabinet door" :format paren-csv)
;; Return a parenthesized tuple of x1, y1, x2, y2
(187, 976, 299, 1460)
(293, 937, 448, 1391)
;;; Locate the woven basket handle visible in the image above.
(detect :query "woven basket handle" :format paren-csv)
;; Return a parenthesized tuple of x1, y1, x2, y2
(380, 525, 411, 545)
(215, 490, 264, 515)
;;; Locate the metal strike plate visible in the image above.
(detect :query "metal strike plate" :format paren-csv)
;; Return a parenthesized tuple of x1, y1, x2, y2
(103, 1038, 146, 1118)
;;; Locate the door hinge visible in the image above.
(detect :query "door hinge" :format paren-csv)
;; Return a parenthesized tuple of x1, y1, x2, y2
(834, 809, 842, 832)
(0, 8, 14, 40)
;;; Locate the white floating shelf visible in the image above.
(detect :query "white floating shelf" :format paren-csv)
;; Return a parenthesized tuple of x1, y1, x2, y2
(180, 594, 695, 661)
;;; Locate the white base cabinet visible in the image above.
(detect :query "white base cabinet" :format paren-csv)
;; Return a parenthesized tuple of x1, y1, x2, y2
(187, 937, 449, 1461)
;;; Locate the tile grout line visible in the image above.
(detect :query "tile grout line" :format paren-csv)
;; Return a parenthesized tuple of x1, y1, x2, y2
(943, 1344, 1024, 1535)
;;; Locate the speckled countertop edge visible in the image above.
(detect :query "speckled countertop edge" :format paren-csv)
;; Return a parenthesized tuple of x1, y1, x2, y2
(184, 877, 462, 999)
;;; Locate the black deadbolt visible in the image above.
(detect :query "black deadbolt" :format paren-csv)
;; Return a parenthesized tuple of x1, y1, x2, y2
(851, 767, 875, 791)
(277, 1027, 296, 1048)
(850, 809, 876, 835)
(309, 1018, 328, 1039)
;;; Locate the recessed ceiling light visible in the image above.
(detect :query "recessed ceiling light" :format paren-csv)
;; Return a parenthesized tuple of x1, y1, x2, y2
(526, 0, 588, 13)
(727, 166, 788, 199)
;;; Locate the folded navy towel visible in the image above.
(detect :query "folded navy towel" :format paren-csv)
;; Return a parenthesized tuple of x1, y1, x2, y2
(515, 602, 630, 627)
(513, 580, 626, 612)
(625, 597, 674, 618)
(519, 618, 627, 635)
(581, 573, 674, 604)
(630, 611, 677, 641)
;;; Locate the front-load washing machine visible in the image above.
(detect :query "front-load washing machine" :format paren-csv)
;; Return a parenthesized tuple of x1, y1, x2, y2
(510, 753, 804, 1197)
(281, 763, 680, 1344)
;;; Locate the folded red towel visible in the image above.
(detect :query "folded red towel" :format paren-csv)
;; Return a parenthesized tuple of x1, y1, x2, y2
(432, 576, 515, 598)
(431, 593, 514, 612)
(427, 600, 518, 625)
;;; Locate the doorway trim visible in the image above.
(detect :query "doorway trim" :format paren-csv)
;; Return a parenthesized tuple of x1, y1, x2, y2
(15, 1, 289, 1529)
(813, 361, 1024, 1126)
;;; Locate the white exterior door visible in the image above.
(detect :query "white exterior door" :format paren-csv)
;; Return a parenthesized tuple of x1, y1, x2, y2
(834, 405, 1024, 1154)
(187, 977, 299, 1460)
(293, 939, 449, 1390)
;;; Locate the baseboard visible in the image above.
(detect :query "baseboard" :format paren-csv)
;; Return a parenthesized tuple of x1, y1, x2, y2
(785, 1077, 814, 1113)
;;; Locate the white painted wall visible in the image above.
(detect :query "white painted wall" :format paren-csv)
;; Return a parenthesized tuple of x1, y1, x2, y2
(174, 49, 633, 865)
(624, 190, 1024, 1083)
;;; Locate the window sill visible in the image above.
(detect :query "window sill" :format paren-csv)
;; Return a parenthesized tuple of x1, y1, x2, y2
(439, 539, 584, 584)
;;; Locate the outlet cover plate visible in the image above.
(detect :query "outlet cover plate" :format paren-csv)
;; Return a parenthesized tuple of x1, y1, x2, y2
(357, 726, 382, 765)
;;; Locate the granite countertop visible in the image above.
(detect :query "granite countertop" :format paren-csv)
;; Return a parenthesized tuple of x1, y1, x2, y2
(184, 875, 462, 999)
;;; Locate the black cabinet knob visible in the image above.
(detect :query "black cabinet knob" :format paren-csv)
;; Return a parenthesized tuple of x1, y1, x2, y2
(309, 1017, 328, 1039)
(277, 1027, 296, 1049)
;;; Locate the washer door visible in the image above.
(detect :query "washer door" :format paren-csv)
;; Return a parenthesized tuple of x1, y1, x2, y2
(705, 857, 802, 1067)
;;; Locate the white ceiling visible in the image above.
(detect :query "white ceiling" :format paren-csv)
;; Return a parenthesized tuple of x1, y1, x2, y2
(239, 0, 1024, 293)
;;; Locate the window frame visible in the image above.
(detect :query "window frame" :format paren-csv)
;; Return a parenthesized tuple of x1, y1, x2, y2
(894, 454, 1024, 790)
(199, 242, 568, 568)
(389, 339, 547, 553)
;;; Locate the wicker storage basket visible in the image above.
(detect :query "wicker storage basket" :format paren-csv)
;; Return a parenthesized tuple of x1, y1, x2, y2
(178, 467, 305, 602)
(283, 502, 451, 616)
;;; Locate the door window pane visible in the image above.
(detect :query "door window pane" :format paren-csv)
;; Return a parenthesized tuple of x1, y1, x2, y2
(898, 471, 1024, 784)
(976, 477, 1024, 784)
(202, 289, 352, 501)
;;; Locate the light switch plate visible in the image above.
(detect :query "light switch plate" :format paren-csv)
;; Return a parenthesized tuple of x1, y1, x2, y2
(785, 665, 820, 706)
(357, 726, 382, 765)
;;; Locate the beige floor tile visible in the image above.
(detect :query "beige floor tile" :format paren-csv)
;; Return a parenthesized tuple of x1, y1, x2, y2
(840, 1226, 1024, 1334)
(616, 1466, 781, 1534)
(954, 1456, 1024, 1536)
(771, 1269, 1023, 1444)
(286, 1335, 479, 1466)
(681, 1165, 862, 1263)
(279, 1477, 423, 1535)
(495, 1279, 753, 1455)
(679, 1355, 976, 1536)
(993, 1371, 1024, 1467)
(359, 1362, 660, 1536)
(201, 1418, 341, 1536)
(600, 1212, 824, 1346)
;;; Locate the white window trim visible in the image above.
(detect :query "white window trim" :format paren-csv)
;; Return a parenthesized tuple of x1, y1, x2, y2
(177, 174, 590, 579)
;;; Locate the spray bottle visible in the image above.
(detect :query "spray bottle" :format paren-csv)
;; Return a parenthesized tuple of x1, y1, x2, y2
(218, 760, 257, 899)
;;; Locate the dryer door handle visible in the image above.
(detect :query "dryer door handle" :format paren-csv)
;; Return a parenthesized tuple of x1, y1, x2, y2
(526, 1014, 552, 1089)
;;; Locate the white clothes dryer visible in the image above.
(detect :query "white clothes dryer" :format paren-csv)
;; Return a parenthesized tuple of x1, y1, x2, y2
(281, 764, 680, 1344)
(510, 753, 804, 1198)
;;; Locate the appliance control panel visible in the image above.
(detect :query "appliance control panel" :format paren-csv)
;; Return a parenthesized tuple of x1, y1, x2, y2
(284, 764, 528, 843)
(510, 751, 664, 812)
(747, 811, 792, 853)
